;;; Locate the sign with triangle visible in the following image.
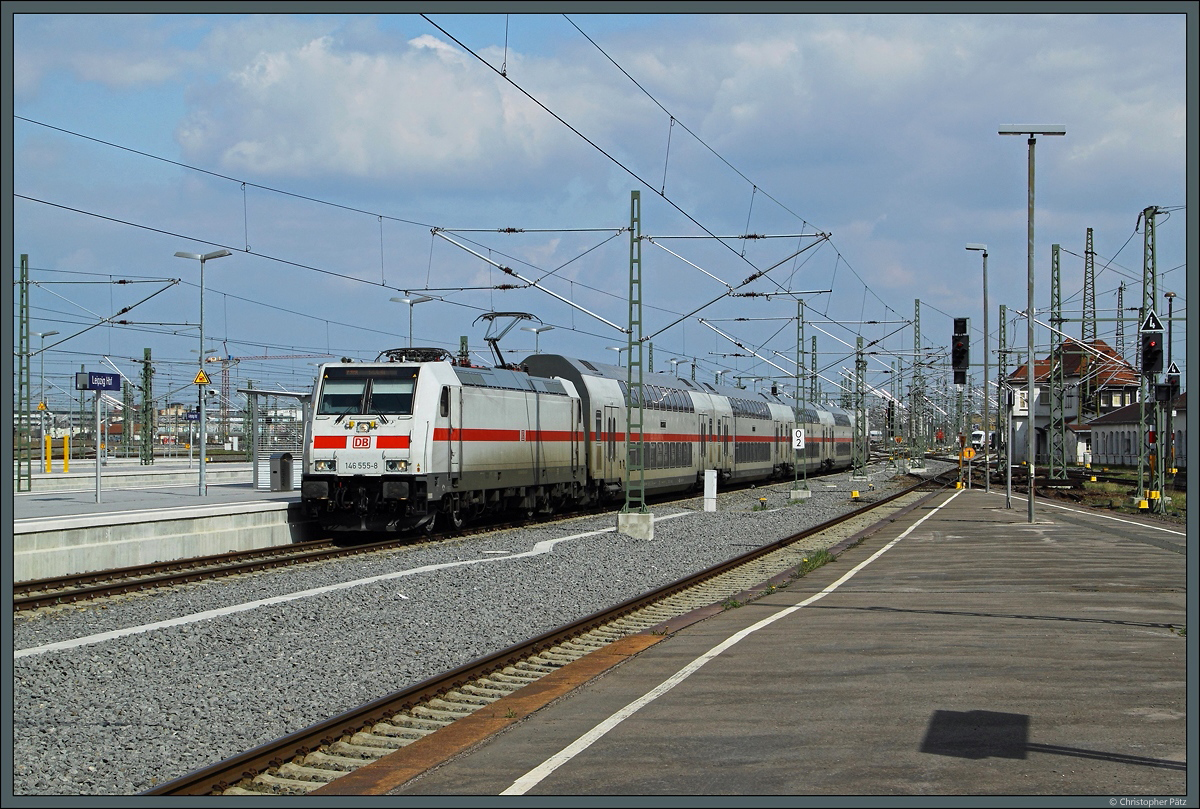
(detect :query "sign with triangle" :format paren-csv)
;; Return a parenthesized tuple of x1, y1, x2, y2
(1140, 309, 1163, 332)
(193, 369, 212, 385)
(1167, 361, 1180, 375)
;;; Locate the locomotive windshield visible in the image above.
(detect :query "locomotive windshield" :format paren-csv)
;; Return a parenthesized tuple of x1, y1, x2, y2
(316, 366, 419, 416)
(318, 380, 367, 414)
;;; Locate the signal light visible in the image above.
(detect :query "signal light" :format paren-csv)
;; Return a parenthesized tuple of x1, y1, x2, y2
(952, 333, 970, 379)
(1141, 332, 1163, 376)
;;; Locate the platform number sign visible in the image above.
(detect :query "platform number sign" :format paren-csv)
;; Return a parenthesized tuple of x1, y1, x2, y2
(792, 428, 806, 450)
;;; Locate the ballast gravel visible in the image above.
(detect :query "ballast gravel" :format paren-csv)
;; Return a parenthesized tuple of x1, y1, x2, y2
(12, 462, 952, 795)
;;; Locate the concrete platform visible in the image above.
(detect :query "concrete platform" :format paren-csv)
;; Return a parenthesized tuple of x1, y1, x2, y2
(318, 488, 1190, 799)
(12, 460, 311, 582)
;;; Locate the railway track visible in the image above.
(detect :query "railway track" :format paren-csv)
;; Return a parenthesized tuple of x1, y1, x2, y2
(13, 510, 610, 612)
(145, 471, 952, 796)
(16, 466, 874, 613)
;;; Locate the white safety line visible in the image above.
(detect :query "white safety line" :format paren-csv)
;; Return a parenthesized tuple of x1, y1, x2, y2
(501, 488, 965, 795)
(14, 512, 694, 660)
(990, 491, 1186, 536)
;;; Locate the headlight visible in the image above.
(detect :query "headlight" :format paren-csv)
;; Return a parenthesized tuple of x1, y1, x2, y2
(386, 459, 408, 472)
(314, 459, 336, 472)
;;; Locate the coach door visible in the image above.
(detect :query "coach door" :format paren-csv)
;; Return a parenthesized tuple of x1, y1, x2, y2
(602, 405, 619, 481)
(720, 415, 731, 469)
(571, 399, 581, 476)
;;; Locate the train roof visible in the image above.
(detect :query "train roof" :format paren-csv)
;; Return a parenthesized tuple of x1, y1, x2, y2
(522, 354, 807, 409)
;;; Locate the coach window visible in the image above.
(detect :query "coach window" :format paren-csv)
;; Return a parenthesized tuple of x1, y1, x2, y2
(439, 386, 450, 417)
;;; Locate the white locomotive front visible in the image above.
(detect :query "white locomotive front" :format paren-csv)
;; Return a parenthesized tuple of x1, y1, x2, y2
(301, 348, 585, 531)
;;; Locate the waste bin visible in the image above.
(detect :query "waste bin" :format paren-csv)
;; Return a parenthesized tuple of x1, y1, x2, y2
(270, 452, 294, 492)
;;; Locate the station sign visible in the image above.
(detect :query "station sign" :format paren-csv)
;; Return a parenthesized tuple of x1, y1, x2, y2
(184, 411, 200, 421)
(75, 371, 121, 392)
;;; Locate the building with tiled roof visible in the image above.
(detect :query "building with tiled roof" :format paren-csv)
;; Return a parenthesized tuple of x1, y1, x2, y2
(1004, 339, 1143, 466)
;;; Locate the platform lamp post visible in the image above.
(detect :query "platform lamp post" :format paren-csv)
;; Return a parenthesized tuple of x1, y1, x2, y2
(999, 124, 1065, 523)
(175, 248, 232, 497)
(1164, 290, 1176, 471)
(606, 345, 628, 367)
(966, 245, 990, 493)
(34, 330, 59, 470)
(389, 294, 433, 348)
(521, 325, 555, 354)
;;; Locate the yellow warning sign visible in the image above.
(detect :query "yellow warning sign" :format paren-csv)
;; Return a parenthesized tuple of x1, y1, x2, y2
(37, 402, 46, 410)
(961, 447, 976, 461)
(194, 370, 211, 385)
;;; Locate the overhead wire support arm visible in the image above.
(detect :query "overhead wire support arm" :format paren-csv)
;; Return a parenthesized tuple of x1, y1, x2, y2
(644, 237, 830, 341)
(35, 280, 181, 353)
(436, 226, 628, 234)
(698, 319, 792, 377)
(646, 232, 825, 241)
(433, 230, 629, 335)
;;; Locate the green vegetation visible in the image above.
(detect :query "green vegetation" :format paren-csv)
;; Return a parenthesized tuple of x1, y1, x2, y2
(798, 550, 834, 576)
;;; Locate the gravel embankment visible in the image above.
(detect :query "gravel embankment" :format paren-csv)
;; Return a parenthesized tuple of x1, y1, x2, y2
(12, 462, 951, 795)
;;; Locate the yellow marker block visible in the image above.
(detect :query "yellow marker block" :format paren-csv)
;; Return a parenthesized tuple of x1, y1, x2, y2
(1090, 476, 1096, 482)
(1138, 499, 1149, 510)
(1149, 490, 1160, 500)
(851, 490, 860, 500)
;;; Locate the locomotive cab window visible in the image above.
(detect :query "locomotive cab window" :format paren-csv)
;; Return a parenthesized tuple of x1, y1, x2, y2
(371, 380, 416, 415)
(317, 366, 419, 416)
(317, 380, 366, 415)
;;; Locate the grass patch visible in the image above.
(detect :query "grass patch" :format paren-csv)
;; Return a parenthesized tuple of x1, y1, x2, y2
(798, 550, 834, 576)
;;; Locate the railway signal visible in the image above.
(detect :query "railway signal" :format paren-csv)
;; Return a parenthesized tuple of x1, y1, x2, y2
(1140, 331, 1163, 376)
(952, 317, 969, 385)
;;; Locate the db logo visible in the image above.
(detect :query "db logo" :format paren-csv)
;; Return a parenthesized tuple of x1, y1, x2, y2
(352, 436, 371, 449)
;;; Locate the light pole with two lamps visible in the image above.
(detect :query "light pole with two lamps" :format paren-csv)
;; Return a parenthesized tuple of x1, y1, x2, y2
(522, 325, 555, 354)
(175, 248, 232, 496)
(390, 294, 434, 348)
(999, 124, 1065, 523)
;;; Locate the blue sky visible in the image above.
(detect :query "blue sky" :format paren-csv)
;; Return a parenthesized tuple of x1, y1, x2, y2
(7, 7, 1192, 414)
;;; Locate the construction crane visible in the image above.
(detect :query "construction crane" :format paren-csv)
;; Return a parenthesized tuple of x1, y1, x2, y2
(204, 352, 332, 443)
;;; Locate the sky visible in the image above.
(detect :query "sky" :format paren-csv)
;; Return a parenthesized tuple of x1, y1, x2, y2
(6, 5, 1194, 421)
